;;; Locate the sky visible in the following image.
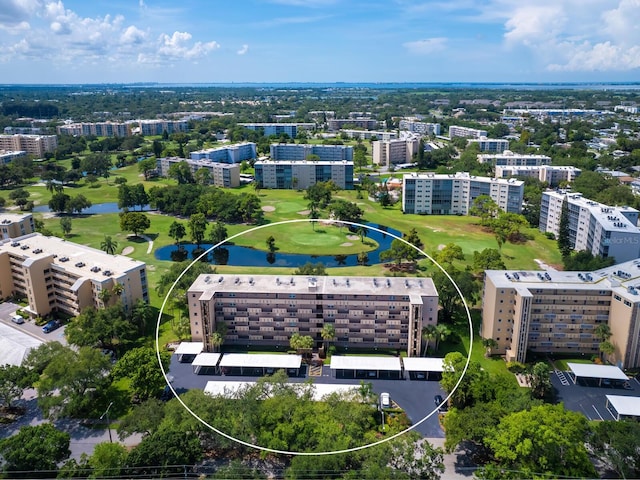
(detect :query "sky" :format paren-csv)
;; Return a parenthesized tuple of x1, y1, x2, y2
(0, 0, 639, 84)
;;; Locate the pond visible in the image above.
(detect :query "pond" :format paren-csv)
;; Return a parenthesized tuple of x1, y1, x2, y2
(33, 202, 153, 214)
(154, 223, 403, 267)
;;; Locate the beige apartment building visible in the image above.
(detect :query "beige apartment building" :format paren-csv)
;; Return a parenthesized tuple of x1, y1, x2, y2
(188, 275, 439, 357)
(0, 213, 35, 240)
(482, 260, 640, 368)
(0, 233, 149, 318)
(0, 134, 58, 157)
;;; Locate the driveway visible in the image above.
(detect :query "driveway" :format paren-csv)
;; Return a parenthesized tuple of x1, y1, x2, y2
(0, 302, 68, 346)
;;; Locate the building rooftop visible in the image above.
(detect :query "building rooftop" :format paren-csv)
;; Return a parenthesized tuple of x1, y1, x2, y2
(190, 274, 438, 297)
(255, 160, 353, 166)
(478, 150, 551, 159)
(403, 172, 524, 186)
(546, 191, 639, 232)
(0, 233, 146, 278)
(486, 257, 640, 301)
(0, 212, 32, 225)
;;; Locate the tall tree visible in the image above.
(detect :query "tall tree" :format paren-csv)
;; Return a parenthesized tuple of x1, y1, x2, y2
(119, 211, 150, 238)
(112, 347, 171, 401)
(168, 220, 186, 247)
(209, 221, 228, 245)
(59, 216, 72, 237)
(0, 424, 70, 477)
(188, 212, 208, 248)
(483, 404, 596, 478)
(557, 197, 572, 257)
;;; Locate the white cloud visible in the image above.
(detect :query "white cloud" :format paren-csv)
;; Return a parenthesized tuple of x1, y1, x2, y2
(403, 37, 447, 55)
(237, 44, 249, 55)
(0, 0, 221, 67)
(503, 6, 564, 46)
(0, 0, 41, 27)
(157, 31, 220, 60)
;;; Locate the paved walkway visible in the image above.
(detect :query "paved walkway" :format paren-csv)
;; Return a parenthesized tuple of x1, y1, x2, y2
(141, 234, 154, 254)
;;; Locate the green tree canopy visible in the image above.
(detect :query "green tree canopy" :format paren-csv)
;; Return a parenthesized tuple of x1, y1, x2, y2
(112, 346, 171, 401)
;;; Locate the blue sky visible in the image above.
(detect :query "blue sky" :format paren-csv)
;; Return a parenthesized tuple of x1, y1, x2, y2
(1, 0, 639, 84)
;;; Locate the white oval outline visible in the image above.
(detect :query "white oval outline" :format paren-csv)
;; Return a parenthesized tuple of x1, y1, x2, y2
(155, 218, 473, 456)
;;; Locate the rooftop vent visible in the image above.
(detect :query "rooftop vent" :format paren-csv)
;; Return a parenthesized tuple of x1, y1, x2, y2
(10, 242, 20, 247)
(90, 266, 101, 273)
(59, 256, 69, 262)
(218, 276, 224, 283)
(75, 262, 85, 268)
(33, 248, 42, 254)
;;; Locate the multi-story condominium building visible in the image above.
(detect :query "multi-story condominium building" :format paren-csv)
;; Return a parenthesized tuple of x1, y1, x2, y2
(139, 120, 188, 136)
(614, 105, 639, 114)
(328, 119, 379, 132)
(477, 150, 551, 167)
(269, 144, 353, 162)
(187, 274, 438, 357)
(254, 160, 353, 190)
(239, 123, 315, 138)
(495, 165, 581, 186)
(341, 130, 397, 141)
(3, 127, 44, 135)
(0, 233, 148, 317)
(0, 134, 57, 157)
(372, 138, 419, 166)
(0, 213, 35, 240)
(190, 142, 257, 164)
(57, 122, 132, 137)
(539, 191, 640, 263)
(402, 172, 524, 215)
(448, 125, 488, 139)
(399, 120, 441, 136)
(482, 260, 640, 368)
(0, 150, 27, 164)
(157, 157, 240, 188)
(468, 138, 509, 153)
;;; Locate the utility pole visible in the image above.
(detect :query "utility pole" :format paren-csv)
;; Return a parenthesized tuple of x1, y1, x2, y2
(100, 401, 114, 443)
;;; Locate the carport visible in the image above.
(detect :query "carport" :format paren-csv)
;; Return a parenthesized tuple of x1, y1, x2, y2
(218, 353, 303, 377)
(330, 356, 402, 380)
(568, 363, 629, 387)
(192, 352, 222, 375)
(605, 395, 640, 420)
(175, 342, 204, 363)
(402, 357, 445, 380)
(0, 323, 42, 366)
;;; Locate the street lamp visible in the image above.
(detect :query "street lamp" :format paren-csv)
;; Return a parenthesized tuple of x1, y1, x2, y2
(100, 401, 114, 443)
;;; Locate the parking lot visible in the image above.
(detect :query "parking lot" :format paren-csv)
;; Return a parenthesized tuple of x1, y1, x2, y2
(168, 355, 446, 438)
(0, 302, 68, 346)
(552, 370, 640, 421)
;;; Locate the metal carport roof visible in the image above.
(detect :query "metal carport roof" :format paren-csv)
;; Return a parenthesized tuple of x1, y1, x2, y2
(192, 352, 222, 367)
(402, 357, 445, 372)
(329, 356, 402, 371)
(568, 363, 628, 381)
(606, 395, 640, 420)
(218, 353, 302, 369)
(174, 342, 205, 356)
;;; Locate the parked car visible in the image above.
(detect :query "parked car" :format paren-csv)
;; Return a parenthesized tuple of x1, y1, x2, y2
(11, 314, 25, 325)
(434, 394, 447, 411)
(380, 392, 390, 408)
(42, 320, 61, 333)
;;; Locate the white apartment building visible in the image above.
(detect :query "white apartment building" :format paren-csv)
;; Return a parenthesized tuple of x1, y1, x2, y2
(402, 172, 524, 215)
(0, 134, 57, 157)
(190, 142, 257, 164)
(254, 160, 353, 190)
(157, 157, 240, 188)
(399, 120, 441, 136)
(477, 150, 551, 167)
(269, 144, 353, 162)
(0, 150, 27, 164)
(495, 165, 581, 186)
(468, 138, 509, 153)
(448, 126, 488, 139)
(372, 138, 419, 166)
(341, 130, 398, 141)
(239, 123, 315, 137)
(0, 213, 35, 240)
(328, 119, 379, 131)
(540, 191, 640, 263)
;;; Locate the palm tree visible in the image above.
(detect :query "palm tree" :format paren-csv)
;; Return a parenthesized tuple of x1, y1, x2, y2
(357, 226, 368, 243)
(595, 324, 613, 361)
(98, 288, 112, 306)
(111, 283, 124, 297)
(433, 324, 451, 352)
(320, 323, 336, 353)
(600, 340, 615, 362)
(100, 235, 118, 255)
(308, 203, 319, 231)
(210, 332, 224, 353)
(422, 324, 437, 354)
(482, 338, 498, 358)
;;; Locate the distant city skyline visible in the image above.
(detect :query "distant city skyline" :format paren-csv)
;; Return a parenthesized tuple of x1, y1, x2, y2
(1, 0, 639, 84)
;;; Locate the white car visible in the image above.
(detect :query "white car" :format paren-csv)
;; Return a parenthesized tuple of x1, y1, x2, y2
(380, 392, 390, 408)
